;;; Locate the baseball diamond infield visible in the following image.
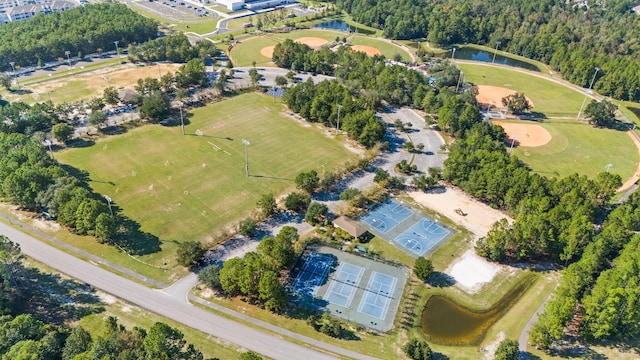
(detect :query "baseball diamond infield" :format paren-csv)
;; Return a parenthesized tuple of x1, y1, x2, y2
(351, 45, 381, 56)
(295, 37, 329, 48)
(260, 46, 275, 59)
(476, 85, 534, 110)
(492, 121, 552, 147)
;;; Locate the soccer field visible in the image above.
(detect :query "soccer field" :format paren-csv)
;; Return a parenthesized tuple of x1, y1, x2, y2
(57, 93, 357, 243)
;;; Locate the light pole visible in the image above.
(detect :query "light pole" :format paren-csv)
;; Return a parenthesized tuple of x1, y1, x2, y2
(336, 104, 342, 135)
(451, 47, 456, 60)
(65, 50, 71, 66)
(102, 76, 111, 87)
(242, 139, 250, 177)
(577, 67, 600, 120)
(455, 71, 463, 93)
(9, 61, 18, 87)
(103, 195, 113, 216)
(177, 101, 185, 135)
(606, 163, 613, 172)
(509, 135, 517, 154)
(114, 40, 120, 56)
(492, 41, 501, 63)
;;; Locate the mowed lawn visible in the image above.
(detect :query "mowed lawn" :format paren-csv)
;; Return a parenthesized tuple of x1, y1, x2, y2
(458, 63, 585, 117)
(231, 29, 346, 67)
(350, 35, 413, 62)
(57, 93, 356, 243)
(511, 120, 638, 180)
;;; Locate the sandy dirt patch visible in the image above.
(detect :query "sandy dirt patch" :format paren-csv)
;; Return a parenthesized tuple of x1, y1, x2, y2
(447, 249, 503, 293)
(476, 85, 534, 110)
(35, 63, 181, 96)
(492, 120, 552, 147)
(409, 187, 512, 241)
(351, 45, 381, 56)
(260, 46, 274, 59)
(295, 37, 328, 49)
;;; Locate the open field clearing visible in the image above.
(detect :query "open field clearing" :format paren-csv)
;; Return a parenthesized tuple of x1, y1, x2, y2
(57, 93, 357, 258)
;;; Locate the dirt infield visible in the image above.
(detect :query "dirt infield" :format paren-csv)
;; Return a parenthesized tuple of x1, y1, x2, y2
(260, 46, 275, 59)
(476, 85, 534, 109)
(295, 37, 328, 49)
(351, 45, 381, 56)
(492, 121, 552, 147)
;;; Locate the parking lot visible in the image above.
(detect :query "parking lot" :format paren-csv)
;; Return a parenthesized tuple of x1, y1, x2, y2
(123, 0, 216, 23)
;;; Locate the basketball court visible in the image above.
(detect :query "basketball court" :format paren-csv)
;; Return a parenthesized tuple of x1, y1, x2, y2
(360, 199, 455, 258)
(360, 200, 414, 234)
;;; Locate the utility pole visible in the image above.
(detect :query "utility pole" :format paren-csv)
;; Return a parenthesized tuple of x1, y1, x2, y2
(336, 104, 342, 135)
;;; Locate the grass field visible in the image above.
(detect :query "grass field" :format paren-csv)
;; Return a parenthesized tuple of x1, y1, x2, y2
(508, 120, 638, 180)
(350, 35, 413, 62)
(230, 30, 413, 67)
(458, 63, 586, 118)
(3, 63, 180, 104)
(56, 93, 357, 265)
(230, 29, 344, 67)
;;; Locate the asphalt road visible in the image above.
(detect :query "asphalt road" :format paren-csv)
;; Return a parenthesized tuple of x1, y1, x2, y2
(0, 220, 347, 360)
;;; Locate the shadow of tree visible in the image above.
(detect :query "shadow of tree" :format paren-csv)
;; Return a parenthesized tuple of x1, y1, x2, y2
(428, 271, 456, 287)
(15, 264, 104, 325)
(115, 215, 162, 255)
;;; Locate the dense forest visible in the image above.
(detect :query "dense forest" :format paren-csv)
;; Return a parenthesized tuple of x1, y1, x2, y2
(0, 3, 158, 70)
(338, 0, 640, 101)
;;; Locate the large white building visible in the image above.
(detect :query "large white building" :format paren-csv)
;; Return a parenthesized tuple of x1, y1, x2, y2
(0, 0, 79, 23)
(217, 0, 293, 11)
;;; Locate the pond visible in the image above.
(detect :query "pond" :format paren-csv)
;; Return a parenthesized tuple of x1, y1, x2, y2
(420, 275, 535, 345)
(449, 47, 541, 72)
(311, 20, 375, 35)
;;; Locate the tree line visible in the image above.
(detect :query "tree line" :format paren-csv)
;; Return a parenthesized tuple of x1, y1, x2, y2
(530, 192, 640, 347)
(0, 3, 158, 70)
(338, 0, 640, 101)
(128, 33, 218, 64)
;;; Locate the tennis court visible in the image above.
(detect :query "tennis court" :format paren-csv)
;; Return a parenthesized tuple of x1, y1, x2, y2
(291, 253, 334, 296)
(358, 272, 397, 319)
(323, 262, 364, 307)
(360, 199, 414, 234)
(394, 218, 452, 257)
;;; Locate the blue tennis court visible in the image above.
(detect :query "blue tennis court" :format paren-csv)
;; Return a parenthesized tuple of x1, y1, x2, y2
(358, 272, 397, 319)
(324, 262, 364, 307)
(292, 254, 334, 296)
(360, 200, 414, 234)
(394, 218, 451, 257)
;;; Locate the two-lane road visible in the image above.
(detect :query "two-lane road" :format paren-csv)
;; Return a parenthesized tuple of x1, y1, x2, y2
(0, 220, 343, 360)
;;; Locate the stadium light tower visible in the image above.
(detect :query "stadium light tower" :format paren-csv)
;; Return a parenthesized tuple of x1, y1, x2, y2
(492, 41, 501, 63)
(451, 47, 456, 60)
(455, 71, 464, 93)
(114, 40, 120, 56)
(242, 139, 250, 177)
(65, 50, 71, 66)
(577, 66, 600, 120)
(174, 101, 185, 135)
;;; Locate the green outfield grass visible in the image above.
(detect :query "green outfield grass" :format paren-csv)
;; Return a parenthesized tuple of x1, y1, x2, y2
(458, 63, 586, 118)
(230, 29, 345, 67)
(509, 120, 638, 180)
(349, 35, 413, 62)
(57, 93, 357, 260)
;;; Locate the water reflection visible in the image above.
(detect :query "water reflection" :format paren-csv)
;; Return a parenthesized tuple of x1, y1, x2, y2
(449, 47, 540, 72)
(421, 275, 535, 345)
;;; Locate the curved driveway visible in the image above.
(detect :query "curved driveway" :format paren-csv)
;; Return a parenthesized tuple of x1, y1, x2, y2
(0, 220, 375, 360)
